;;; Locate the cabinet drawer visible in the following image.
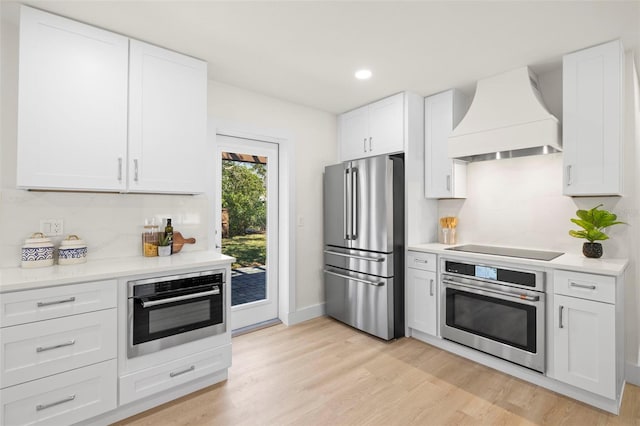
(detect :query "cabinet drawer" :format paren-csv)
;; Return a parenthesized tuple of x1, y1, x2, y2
(407, 252, 437, 272)
(0, 359, 116, 426)
(0, 280, 117, 327)
(119, 344, 231, 405)
(0, 309, 116, 388)
(554, 270, 615, 304)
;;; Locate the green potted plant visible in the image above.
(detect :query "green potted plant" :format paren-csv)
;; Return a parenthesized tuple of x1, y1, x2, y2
(569, 204, 626, 258)
(157, 233, 172, 257)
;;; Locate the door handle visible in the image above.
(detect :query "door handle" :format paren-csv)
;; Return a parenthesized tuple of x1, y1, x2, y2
(363, 138, 367, 153)
(351, 167, 358, 240)
(324, 269, 384, 286)
(429, 279, 434, 297)
(566, 165, 572, 186)
(140, 289, 219, 308)
(559, 305, 564, 329)
(118, 157, 123, 181)
(134, 159, 139, 182)
(446, 174, 451, 192)
(323, 249, 384, 262)
(368, 137, 372, 152)
(344, 168, 351, 240)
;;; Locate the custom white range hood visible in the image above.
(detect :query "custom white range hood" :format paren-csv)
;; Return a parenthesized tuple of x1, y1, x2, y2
(448, 67, 561, 162)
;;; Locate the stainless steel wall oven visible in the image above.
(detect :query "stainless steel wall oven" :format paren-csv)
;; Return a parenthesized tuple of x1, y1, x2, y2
(128, 269, 226, 358)
(440, 258, 546, 373)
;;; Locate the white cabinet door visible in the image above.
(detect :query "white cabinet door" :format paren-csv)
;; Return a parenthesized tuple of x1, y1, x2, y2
(424, 90, 469, 199)
(406, 267, 437, 336)
(368, 93, 404, 156)
(16, 6, 128, 191)
(553, 294, 616, 398)
(339, 106, 369, 161)
(562, 40, 624, 196)
(128, 40, 207, 194)
(339, 93, 404, 162)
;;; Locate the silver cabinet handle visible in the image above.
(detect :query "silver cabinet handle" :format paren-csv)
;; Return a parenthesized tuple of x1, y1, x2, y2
(323, 250, 384, 262)
(368, 137, 372, 152)
(559, 305, 564, 329)
(37, 297, 76, 307)
(36, 339, 76, 353)
(134, 159, 139, 182)
(363, 138, 367, 153)
(324, 269, 384, 287)
(170, 365, 195, 378)
(566, 165, 572, 186)
(569, 281, 596, 290)
(446, 174, 451, 192)
(429, 279, 434, 297)
(140, 289, 219, 308)
(118, 157, 123, 181)
(36, 394, 76, 411)
(414, 258, 429, 264)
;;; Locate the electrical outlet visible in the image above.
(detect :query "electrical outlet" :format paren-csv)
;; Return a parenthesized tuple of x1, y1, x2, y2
(40, 219, 64, 236)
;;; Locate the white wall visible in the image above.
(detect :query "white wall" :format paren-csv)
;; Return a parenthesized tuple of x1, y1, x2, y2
(0, 2, 338, 319)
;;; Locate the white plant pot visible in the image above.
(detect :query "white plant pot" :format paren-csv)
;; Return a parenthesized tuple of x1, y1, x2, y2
(158, 246, 171, 257)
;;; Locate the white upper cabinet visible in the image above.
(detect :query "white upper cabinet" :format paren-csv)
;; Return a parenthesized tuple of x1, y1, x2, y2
(17, 6, 129, 191)
(339, 93, 404, 161)
(128, 41, 207, 194)
(16, 6, 207, 194)
(562, 40, 624, 196)
(424, 89, 470, 199)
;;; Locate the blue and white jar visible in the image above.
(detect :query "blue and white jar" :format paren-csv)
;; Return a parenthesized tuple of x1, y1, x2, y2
(58, 235, 88, 265)
(21, 232, 54, 268)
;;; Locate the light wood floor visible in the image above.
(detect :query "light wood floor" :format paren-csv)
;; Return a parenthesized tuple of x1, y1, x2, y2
(115, 316, 640, 425)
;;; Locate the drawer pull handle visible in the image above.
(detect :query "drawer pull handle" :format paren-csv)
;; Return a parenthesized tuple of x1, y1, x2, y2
(36, 394, 76, 411)
(569, 282, 596, 290)
(37, 297, 76, 307)
(414, 259, 429, 264)
(170, 365, 195, 378)
(36, 339, 76, 353)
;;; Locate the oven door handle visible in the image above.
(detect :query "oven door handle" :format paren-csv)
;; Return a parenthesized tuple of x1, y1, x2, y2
(139, 288, 220, 308)
(442, 280, 540, 302)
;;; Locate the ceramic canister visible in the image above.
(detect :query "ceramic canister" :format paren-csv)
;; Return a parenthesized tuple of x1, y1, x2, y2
(21, 232, 54, 268)
(58, 234, 88, 265)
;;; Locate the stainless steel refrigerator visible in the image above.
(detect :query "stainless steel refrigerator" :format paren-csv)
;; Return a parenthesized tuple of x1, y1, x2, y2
(323, 154, 404, 340)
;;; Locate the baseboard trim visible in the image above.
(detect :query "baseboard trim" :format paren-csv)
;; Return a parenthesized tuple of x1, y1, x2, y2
(626, 361, 640, 386)
(287, 303, 325, 325)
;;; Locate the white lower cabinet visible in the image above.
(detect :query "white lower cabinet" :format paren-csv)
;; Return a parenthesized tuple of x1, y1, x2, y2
(406, 251, 438, 336)
(0, 359, 117, 426)
(119, 344, 231, 405)
(0, 309, 117, 388)
(552, 270, 619, 399)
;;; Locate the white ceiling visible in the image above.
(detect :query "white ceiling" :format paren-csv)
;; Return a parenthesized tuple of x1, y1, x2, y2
(5, 1, 640, 114)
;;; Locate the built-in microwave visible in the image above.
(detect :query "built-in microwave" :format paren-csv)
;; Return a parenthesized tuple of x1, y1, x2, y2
(127, 269, 226, 358)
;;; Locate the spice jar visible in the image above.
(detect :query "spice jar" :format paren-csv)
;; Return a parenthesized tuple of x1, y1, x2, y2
(142, 225, 159, 257)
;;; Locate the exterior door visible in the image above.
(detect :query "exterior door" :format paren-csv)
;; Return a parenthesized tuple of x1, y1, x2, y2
(215, 135, 279, 331)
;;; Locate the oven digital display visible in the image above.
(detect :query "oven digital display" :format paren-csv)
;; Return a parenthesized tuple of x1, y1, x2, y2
(475, 265, 497, 280)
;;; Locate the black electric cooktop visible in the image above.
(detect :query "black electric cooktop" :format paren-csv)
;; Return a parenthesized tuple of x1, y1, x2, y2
(445, 244, 564, 261)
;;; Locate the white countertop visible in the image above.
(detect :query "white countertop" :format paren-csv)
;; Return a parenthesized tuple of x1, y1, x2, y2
(0, 251, 235, 293)
(409, 243, 628, 276)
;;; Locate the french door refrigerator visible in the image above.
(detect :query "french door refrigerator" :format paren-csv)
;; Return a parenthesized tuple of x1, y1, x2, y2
(323, 154, 404, 340)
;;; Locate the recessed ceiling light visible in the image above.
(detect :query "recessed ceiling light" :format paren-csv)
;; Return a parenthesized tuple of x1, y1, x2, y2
(355, 69, 372, 80)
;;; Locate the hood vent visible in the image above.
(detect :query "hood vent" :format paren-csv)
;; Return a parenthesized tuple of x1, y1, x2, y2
(448, 67, 561, 162)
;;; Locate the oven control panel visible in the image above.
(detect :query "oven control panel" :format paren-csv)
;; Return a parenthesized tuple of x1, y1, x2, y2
(444, 260, 541, 290)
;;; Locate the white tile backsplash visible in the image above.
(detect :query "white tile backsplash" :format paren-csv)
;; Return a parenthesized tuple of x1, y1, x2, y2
(0, 189, 210, 268)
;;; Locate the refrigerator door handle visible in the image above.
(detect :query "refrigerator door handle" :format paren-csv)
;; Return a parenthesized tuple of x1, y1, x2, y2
(351, 167, 358, 240)
(344, 168, 351, 240)
(323, 269, 384, 286)
(323, 249, 384, 262)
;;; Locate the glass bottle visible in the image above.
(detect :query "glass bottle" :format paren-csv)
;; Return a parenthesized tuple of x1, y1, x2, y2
(165, 218, 174, 254)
